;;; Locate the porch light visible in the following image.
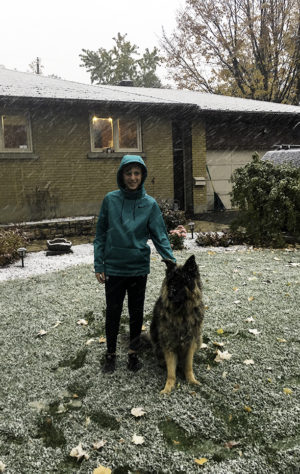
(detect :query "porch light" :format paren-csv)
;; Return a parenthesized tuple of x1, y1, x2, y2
(188, 222, 195, 239)
(17, 247, 27, 267)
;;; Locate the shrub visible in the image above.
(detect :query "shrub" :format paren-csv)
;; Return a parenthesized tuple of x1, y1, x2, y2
(168, 225, 187, 250)
(157, 199, 185, 231)
(230, 153, 300, 247)
(195, 230, 246, 247)
(0, 228, 27, 266)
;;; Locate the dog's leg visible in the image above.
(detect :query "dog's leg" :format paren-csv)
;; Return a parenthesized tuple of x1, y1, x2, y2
(185, 341, 200, 386)
(161, 350, 177, 394)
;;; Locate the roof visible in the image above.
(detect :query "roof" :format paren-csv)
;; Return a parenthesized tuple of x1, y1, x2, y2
(1, 66, 300, 115)
(262, 149, 300, 167)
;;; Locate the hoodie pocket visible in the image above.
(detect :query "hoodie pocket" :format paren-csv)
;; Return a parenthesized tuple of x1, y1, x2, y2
(105, 246, 150, 270)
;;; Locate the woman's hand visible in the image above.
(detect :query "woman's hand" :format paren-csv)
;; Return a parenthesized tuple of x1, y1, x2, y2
(95, 272, 106, 284)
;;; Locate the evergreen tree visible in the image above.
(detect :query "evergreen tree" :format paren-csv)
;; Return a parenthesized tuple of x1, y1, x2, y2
(80, 33, 162, 87)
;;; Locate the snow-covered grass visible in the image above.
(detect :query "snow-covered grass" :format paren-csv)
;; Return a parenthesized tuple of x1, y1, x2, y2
(0, 245, 299, 473)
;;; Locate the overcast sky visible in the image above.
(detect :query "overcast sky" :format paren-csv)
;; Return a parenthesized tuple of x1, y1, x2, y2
(1, 0, 183, 85)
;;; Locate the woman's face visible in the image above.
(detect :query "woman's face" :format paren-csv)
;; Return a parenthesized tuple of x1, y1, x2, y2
(122, 165, 142, 191)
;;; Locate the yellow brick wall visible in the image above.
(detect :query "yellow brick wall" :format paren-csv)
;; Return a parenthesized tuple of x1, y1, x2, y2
(0, 102, 175, 223)
(142, 116, 174, 199)
(192, 120, 207, 213)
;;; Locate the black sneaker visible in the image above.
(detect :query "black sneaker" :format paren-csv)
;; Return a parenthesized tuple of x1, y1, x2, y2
(102, 353, 116, 373)
(127, 352, 142, 372)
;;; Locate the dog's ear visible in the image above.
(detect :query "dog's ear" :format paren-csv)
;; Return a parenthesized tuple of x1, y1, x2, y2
(183, 255, 198, 274)
(162, 259, 176, 272)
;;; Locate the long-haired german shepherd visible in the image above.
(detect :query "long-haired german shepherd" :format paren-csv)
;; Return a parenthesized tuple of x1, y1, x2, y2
(150, 255, 204, 394)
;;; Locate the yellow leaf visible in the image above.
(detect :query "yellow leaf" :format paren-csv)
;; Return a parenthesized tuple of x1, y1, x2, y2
(93, 466, 112, 474)
(228, 414, 233, 422)
(244, 405, 252, 413)
(173, 440, 180, 445)
(233, 287, 239, 291)
(283, 388, 292, 395)
(194, 458, 208, 465)
(248, 296, 254, 302)
(277, 338, 287, 343)
(207, 251, 216, 255)
(141, 325, 147, 331)
(99, 336, 106, 344)
(216, 328, 224, 335)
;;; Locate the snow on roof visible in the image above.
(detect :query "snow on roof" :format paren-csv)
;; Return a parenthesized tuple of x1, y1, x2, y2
(262, 149, 300, 167)
(1, 66, 300, 115)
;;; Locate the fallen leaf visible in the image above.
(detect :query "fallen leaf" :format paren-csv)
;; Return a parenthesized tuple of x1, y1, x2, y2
(213, 341, 225, 347)
(222, 371, 227, 378)
(277, 338, 287, 343)
(244, 405, 252, 413)
(36, 329, 47, 337)
(224, 440, 240, 449)
(248, 296, 254, 302)
(141, 325, 147, 331)
(249, 329, 260, 336)
(201, 343, 208, 349)
(216, 328, 224, 335)
(69, 442, 89, 461)
(92, 440, 107, 450)
(214, 350, 232, 363)
(132, 434, 145, 445)
(93, 466, 112, 474)
(233, 384, 240, 391)
(194, 458, 208, 465)
(207, 251, 216, 255)
(86, 338, 95, 345)
(206, 364, 211, 371)
(233, 287, 239, 291)
(245, 317, 255, 323)
(52, 320, 62, 328)
(274, 257, 281, 261)
(283, 388, 293, 395)
(85, 417, 91, 427)
(234, 300, 241, 304)
(243, 359, 255, 365)
(77, 319, 88, 326)
(248, 276, 257, 281)
(0, 461, 6, 472)
(99, 336, 106, 344)
(131, 407, 146, 417)
(172, 440, 180, 445)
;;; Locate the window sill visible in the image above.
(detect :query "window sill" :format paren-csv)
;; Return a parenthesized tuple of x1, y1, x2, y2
(0, 152, 39, 160)
(87, 152, 146, 160)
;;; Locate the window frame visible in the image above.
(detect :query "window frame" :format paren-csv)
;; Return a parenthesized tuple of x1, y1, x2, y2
(0, 113, 33, 153)
(90, 113, 142, 153)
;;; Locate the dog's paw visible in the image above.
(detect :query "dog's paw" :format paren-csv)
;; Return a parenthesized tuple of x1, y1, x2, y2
(187, 376, 200, 386)
(160, 381, 175, 394)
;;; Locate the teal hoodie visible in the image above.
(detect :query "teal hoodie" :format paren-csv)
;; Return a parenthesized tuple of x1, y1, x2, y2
(94, 155, 175, 276)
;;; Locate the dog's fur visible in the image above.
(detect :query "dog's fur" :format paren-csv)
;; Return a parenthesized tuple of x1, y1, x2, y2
(150, 255, 204, 394)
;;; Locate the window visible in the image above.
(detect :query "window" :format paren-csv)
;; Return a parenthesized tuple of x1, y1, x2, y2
(90, 115, 141, 152)
(0, 114, 32, 152)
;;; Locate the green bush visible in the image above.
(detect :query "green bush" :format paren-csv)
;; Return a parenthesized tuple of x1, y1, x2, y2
(0, 228, 27, 266)
(230, 154, 300, 247)
(157, 199, 185, 232)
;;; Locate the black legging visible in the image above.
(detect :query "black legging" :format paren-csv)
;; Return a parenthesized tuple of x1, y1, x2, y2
(104, 275, 147, 353)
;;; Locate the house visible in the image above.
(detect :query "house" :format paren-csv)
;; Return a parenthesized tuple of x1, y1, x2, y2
(0, 66, 300, 224)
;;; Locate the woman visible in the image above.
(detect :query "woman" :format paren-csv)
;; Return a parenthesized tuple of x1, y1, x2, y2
(94, 155, 175, 373)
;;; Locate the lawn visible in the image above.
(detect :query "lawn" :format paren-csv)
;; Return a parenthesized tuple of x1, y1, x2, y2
(0, 247, 299, 473)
